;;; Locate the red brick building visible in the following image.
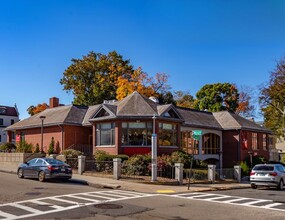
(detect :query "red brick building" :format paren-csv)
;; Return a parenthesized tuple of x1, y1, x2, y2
(5, 92, 274, 168)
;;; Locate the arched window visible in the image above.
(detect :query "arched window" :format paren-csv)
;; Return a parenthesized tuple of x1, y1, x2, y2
(202, 133, 220, 154)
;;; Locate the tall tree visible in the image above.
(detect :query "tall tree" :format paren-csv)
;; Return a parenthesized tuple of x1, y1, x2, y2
(27, 103, 49, 116)
(259, 56, 285, 138)
(60, 51, 134, 105)
(174, 90, 195, 108)
(158, 91, 176, 105)
(236, 85, 255, 118)
(116, 67, 170, 100)
(195, 83, 239, 112)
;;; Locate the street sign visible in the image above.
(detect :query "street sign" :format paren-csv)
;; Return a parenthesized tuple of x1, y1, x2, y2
(192, 130, 202, 140)
(192, 130, 202, 135)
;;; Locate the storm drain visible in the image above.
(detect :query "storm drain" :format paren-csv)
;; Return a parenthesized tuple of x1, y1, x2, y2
(94, 204, 123, 209)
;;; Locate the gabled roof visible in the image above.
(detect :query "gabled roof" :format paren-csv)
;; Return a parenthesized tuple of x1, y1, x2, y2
(213, 111, 271, 133)
(5, 105, 88, 131)
(116, 91, 158, 116)
(177, 107, 223, 130)
(0, 105, 19, 117)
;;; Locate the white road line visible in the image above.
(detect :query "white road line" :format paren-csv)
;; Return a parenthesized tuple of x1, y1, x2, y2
(12, 203, 42, 214)
(223, 198, 249, 203)
(204, 195, 231, 201)
(242, 200, 268, 205)
(30, 200, 63, 210)
(0, 210, 17, 219)
(262, 203, 283, 208)
(66, 195, 101, 202)
(81, 193, 112, 200)
(0, 190, 156, 220)
(171, 192, 285, 212)
(48, 197, 81, 205)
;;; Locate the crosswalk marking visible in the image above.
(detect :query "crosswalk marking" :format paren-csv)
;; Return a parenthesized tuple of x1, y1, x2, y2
(30, 200, 63, 210)
(0, 211, 17, 219)
(0, 190, 154, 220)
(171, 192, 285, 212)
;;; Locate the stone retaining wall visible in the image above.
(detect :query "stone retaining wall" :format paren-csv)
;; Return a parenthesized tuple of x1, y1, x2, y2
(0, 153, 44, 173)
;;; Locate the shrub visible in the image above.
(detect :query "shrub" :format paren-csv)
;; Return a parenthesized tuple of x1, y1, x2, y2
(167, 150, 192, 167)
(240, 160, 250, 177)
(16, 141, 33, 153)
(94, 150, 113, 162)
(34, 143, 40, 153)
(122, 154, 151, 176)
(62, 149, 83, 168)
(0, 142, 16, 152)
(47, 137, 55, 155)
(62, 149, 83, 158)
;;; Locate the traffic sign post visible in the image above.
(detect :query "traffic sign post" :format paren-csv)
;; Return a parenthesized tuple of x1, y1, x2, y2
(188, 130, 202, 190)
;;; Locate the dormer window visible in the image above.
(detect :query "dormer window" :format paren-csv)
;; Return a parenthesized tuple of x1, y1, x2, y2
(0, 108, 6, 115)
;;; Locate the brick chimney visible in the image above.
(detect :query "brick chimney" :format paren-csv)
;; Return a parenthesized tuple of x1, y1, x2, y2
(49, 97, 59, 108)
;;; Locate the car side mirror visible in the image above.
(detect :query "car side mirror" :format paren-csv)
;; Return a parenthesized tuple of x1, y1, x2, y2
(25, 162, 29, 165)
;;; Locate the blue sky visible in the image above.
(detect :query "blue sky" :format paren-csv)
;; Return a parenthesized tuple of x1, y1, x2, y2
(1, 0, 285, 120)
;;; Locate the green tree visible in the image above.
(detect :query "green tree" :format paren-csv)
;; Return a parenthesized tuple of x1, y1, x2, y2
(194, 83, 239, 112)
(60, 51, 134, 105)
(48, 137, 55, 155)
(259, 56, 285, 138)
(158, 91, 176, 105)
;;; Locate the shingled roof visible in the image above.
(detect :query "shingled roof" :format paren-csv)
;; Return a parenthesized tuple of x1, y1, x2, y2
(5, 105, 88, 131)
(177, 107, 223, 130)
(213, 111, 271, 133)
(5, 92, 273, 134)
(0, 105, 19, 117)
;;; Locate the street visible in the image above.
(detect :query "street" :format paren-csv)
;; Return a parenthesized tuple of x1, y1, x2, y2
(1, 172, 285, 220)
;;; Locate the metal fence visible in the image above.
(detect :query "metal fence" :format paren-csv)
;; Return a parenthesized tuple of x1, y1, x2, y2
(85, 160, 113, 174)
(185, 168, 209, 183)
(65, 157, 79, 170)
(215, 168, 235, 181)
(121, 163, 176, 181)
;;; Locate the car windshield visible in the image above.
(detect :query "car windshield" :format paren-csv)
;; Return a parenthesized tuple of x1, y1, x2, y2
(253, 165, 274, 171)
(45, 158, 65, 165)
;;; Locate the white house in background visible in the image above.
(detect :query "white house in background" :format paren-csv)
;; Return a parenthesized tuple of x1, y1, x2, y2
(0, 105, 19, 145)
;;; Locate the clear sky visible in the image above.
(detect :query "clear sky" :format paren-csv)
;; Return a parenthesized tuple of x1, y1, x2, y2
(1, 0, 285, 120)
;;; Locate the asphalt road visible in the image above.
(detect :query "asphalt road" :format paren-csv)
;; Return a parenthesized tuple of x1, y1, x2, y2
(1, 172, 285, 220)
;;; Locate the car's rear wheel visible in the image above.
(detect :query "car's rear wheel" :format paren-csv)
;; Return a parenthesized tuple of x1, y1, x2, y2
(251, 184, 257, 189)
(38, 171, 45, 182)
(278, 180, 284, 190)
(17, 168, 24, 178)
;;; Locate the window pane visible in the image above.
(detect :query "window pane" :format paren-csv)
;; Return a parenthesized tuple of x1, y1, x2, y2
(129, 122, 146, 128)
(101, 130, 111, 145)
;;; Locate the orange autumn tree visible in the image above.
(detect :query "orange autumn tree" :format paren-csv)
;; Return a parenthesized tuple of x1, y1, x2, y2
(27, 103, 49, 116)
(116, 67, 170, 100)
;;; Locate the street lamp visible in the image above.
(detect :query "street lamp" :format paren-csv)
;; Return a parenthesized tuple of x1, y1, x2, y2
(40, 116, 46, 153)
(151, 114, 157, 182)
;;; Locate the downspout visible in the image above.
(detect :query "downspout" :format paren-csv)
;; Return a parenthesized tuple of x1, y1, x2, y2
(237, 129, 241, 163)
(58, 125, 64, 153)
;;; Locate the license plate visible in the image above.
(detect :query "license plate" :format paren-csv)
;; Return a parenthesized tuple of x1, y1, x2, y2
(61, 168, 65, 172)
(258, 173, 265, 176)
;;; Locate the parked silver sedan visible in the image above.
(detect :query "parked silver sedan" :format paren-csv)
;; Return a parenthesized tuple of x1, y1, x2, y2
(250, 164, 285, 190)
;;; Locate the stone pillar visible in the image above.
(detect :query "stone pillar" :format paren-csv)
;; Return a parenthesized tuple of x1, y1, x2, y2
(234, 165, 241, 183)
(208, 164, 216, 183)
(175, 163, 184, 185)
(113, 158, 122, 180)
(78, 155, 86, 175)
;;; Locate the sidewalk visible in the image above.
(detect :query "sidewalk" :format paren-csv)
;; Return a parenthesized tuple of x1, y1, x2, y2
(71, 173, 250, 194)
(0, 165, 250, 194)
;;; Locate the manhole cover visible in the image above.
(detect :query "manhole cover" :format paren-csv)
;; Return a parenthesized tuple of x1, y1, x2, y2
(25, 192, 42, 196)
(94, 204, 123, 209)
